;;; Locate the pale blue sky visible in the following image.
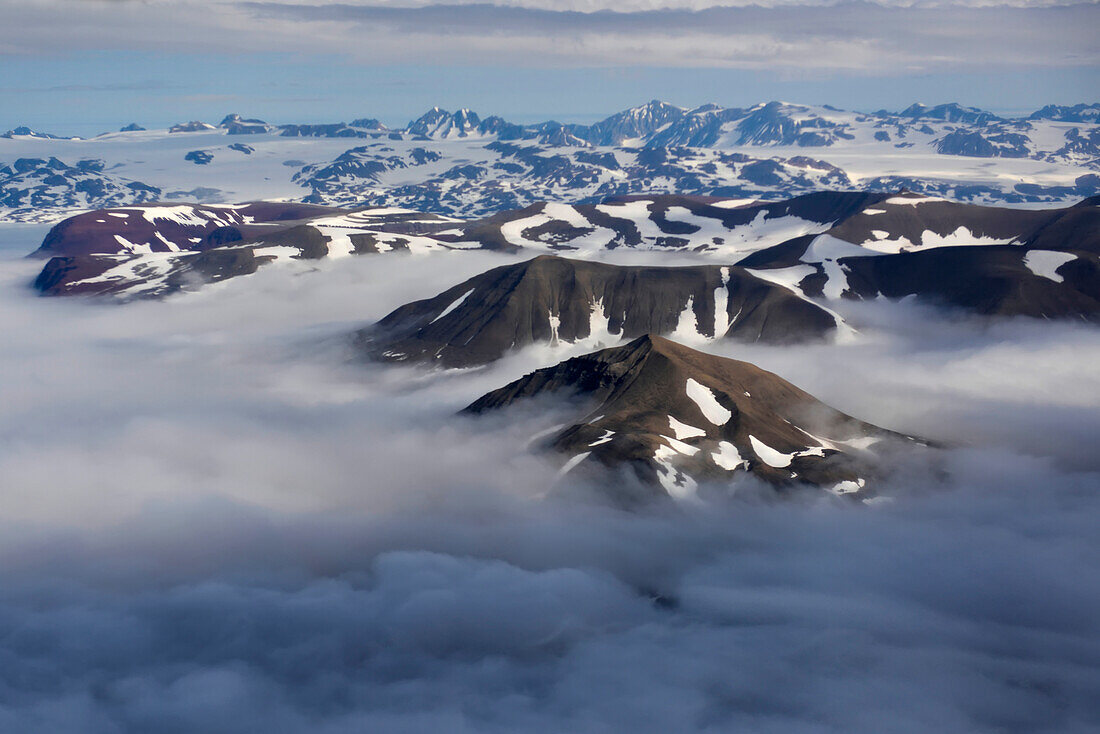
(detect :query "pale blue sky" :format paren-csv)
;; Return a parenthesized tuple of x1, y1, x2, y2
(2, 1, 1098, 136)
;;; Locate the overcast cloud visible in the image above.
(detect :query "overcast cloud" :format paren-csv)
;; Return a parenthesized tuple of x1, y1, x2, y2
(1, 0, 1096, 72)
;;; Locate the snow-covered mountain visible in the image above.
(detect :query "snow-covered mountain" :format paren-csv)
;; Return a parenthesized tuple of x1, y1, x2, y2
(32, 202, 460, 298)
(3, 100, 1097, 224)
(30, 192, 1100, 325)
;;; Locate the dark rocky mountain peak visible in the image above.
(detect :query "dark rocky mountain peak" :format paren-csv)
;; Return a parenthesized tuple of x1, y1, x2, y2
(219, 114, 266, 126)
(734, 101, 839, 147)
(464, 335, 915, 502)
(357, 254, 839, 368)
(583, 100, 687, 146)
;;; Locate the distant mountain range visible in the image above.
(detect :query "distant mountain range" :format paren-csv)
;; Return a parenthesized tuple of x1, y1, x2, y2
(8, 100, 1100, 146)
(2, 100, 1098, 223)
(30, 193, 1100, 327)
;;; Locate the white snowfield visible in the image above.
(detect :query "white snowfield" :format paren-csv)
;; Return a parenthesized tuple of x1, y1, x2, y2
(3, 100, 1096, 224)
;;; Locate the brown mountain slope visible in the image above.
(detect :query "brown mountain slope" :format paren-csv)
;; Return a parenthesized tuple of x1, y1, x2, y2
(464, 335, 919, 502)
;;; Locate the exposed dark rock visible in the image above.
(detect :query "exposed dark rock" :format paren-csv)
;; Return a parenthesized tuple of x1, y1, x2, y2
(463, 335, 916, 502)
(168, 121, 215, 133)
(358, 255, 837, 368)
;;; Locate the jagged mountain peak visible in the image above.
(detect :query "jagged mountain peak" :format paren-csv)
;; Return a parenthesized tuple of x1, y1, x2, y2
(584, 100, 688, 145)
(407, 107, 484, 138)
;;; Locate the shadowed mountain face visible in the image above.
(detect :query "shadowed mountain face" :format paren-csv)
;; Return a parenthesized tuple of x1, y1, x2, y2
(449, 191, 1100, 262)
(733, 194, 1100, 320)
(823, 246, 1100, 320)
(464, 335, 916, 503)
(358, 255, 839, 368)
(738, 193, 1100, 269)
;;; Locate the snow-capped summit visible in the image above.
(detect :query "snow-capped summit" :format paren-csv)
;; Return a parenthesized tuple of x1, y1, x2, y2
(582, 99, 687, 146)
(407, 107, 483, 139)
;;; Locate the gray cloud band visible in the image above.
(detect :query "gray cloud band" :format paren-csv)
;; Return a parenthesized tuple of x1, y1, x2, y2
(2, 1, 1097, 71)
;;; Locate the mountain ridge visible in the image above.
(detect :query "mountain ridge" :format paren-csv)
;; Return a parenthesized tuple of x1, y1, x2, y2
(463, 334, 919, 502)
(358, 254, 840, 367)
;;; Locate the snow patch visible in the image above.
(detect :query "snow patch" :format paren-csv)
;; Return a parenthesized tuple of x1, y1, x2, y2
(713, 267, 731, 338)
(429, 288, 475, 324)
(668, 416, 707, 440)
(685, 378, 732, 425)
(653, 444, 698, 500)
(829, 478, 865, 496)
(711, 441, 747, 471)
(588, 430, 615, 447)
(883, 196, 949, 206)
(557, 452, 591, 478)
(585, 298, 618, 346)
(1023, 250, 1076, 283)
(670, 296, 702, 342)
(748, 435, 793, 468)
(548, 311, 561, 345)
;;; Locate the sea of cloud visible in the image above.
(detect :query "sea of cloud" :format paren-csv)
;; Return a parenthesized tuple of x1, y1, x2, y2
(1, 231, 1098, 733)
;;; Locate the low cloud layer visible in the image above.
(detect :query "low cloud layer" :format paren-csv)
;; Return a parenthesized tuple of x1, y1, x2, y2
(0, 240, 1098, 732)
